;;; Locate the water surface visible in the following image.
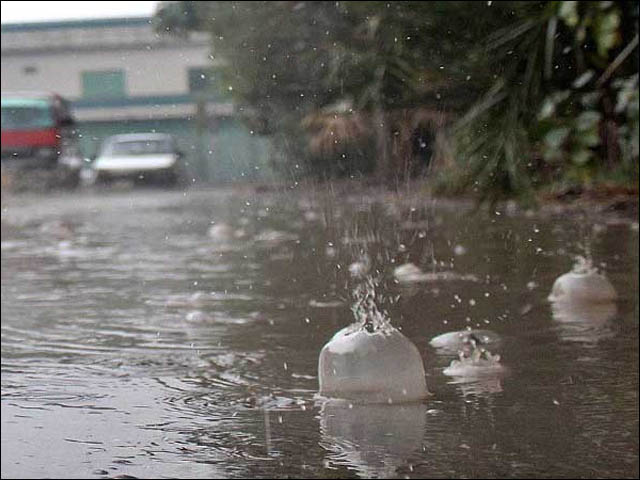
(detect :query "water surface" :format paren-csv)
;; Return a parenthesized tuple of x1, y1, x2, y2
(2, 186, 638, 478)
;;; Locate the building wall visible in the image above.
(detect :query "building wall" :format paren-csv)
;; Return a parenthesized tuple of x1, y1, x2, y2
(206, 118, 275, 183)
(1, 45, 213, 99)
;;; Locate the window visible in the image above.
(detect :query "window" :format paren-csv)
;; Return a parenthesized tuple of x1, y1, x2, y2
(82, 70, 126, 99)
(1, 99, 53, 129)
(103, 139, 174, 156)
(22, 65, 38, 75)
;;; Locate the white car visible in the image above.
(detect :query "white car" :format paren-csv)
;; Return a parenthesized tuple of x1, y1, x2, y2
(88, 133, 184, 186)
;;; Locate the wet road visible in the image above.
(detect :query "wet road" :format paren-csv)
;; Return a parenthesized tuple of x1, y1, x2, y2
(1, 186, 638, 478)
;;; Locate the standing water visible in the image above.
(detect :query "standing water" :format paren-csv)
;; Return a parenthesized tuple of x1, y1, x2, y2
(1, 187, 638, 478)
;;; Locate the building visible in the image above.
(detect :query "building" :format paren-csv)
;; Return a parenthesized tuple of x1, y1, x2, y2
(1, 16, 272, 182)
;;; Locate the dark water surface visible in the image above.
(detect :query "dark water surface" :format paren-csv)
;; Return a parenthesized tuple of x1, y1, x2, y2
(1, 186, 638, 478)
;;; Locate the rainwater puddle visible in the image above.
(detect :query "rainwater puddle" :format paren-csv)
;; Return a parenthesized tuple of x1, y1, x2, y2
(2, 187, 638, 478)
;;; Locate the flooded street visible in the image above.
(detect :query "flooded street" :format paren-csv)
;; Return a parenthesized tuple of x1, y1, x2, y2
(1, 186, 638, 479)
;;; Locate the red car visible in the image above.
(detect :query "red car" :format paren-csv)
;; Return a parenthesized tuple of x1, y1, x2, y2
(1, 91, 82, 172)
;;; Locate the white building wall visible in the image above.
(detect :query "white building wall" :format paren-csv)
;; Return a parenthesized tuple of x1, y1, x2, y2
(1, 44, 213, 99)
(1, 20, 217, 100)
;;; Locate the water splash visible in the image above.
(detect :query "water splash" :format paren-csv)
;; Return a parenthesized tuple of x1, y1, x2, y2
(548, 254, 617, 303)
(459, 334, 501, 364)
(443, 333, 505, 378)
(430, 328, 501, 355)
(571, 255, 597, 275)
(318, 276, 428, 403)
(350, 277, 391, 333)
(348, 253, 371, 278)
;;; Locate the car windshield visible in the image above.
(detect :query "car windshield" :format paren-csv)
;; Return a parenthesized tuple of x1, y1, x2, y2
(103, 139, 174, 156)
(0, 99, 54, 130)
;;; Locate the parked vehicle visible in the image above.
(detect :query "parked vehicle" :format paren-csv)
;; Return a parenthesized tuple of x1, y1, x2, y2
(1, 91, 82, 189)
(1, 92, 81, 168)
(87, 133, 185, 186)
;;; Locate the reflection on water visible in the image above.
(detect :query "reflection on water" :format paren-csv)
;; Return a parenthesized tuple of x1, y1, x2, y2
(551, 301, 619, 343)
(319, 400, 426, 478)
(1, 187, 638, 478)
(446, 374, 504, 397)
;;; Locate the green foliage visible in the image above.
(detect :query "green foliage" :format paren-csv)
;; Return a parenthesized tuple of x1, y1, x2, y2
(442, 0, 639, 202)
(156, 1, 639, 200)
(155, 1, 508, 178)
(532, 1, 639, 189)
(614, 73, 640, 178)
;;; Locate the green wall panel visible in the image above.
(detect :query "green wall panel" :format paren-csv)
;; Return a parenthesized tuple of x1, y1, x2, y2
(82, 70, 126, 99)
